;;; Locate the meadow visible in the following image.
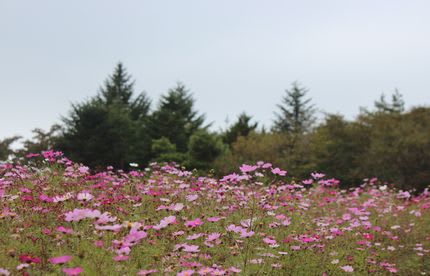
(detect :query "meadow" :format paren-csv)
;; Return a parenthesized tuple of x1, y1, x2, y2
(0, 151, 429, 275)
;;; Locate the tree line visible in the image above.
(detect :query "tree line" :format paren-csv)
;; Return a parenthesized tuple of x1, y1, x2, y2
(1, 63, 429, 191)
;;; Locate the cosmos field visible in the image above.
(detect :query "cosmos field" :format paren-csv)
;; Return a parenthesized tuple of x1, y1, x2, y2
(0, 151, 429, 275)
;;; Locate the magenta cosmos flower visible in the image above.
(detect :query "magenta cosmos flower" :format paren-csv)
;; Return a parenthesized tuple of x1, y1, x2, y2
(49, 255, 72, 264)
(184, 218, 204, 228)
(62, 267, 83, 275)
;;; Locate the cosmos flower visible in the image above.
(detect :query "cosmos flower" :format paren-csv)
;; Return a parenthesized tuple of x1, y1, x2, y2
(49, 255, 72, 264)
(137, 269, 158, 275)
(271, 168, 287, 176)
(64, 208, 101, 222)
(113, 255, 129, 261)
(177, 270, 195, 276)
(62, 267, 83, 275)
(184, 218, 204, 228)
(239, 164, 258, 173)
(340, 266, 354, 273)
(77, 191, 93, 201)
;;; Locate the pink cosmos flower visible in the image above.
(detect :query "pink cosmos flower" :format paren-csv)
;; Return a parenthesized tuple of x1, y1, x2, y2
(95, 212, 117, 224)
(302, 179, 313, 185)
(49, 255, 72, 264)
(240, 164, 258, 173)
(19, 255, 41, 264)
(172, 230, 185, 237)
(94, 240, 104, 247)
(138, 269, 158, 275)
(183, 244, 200, 253)
(207, 217, 222, 222)
(282, 218, 291, 226)
(116, 246, 131, 255)
(387, 267, 398, 273)
(226, 224, 243, 233)
(95, 224, 122, 231)
(239, 229, 254, 238)
(240, 219, 252, 228)
(263, 237, 277, 246)
(340, 266, 354, 273)
(64, 209, 101, 222)
(198, 267, 214, 275)
(0, 268, 10, 276)
(56, 226, 74, 234)
(186, 233, 204, 240)
(177, 270, 195, 276)
(261, 162, 272, 168)
(16, 264, 29, 271)
(62, 267, 83, 275)
(153, 215, 177, 230)
(170, 203, 184, 211)
(184, 218, 204, 228)
(229, 267, 241, 273)
(124, 229, 147, 244)
(77, 191, 93, 201)
(275, 214, 286, 220)
(39, 194, 53, 202)
(186, 194, 198, 202)
(78, 166, 89, 174)
(113, 255, 129, 261)
(271, 167, 287, 176)
(342, 213, 351, 221)
(311, 172, 325, 179)
(206, 232, 221, 242)
(397, 191, 411, 199)
(26, 153, 40, 158)
(211, 269, 226, 275)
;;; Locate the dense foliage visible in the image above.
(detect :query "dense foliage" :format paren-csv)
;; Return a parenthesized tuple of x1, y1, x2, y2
(2, 63, 430, 191)
(0, 153, 429, 275)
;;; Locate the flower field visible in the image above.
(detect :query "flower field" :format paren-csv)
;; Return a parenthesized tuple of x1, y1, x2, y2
(1, 151, 429, 275)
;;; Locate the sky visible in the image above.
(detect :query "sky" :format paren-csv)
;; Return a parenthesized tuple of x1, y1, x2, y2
(1, 0, 429, 142)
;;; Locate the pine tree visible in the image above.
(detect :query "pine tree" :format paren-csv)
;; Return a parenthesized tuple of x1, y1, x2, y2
(374, 89, 405, 113)
(149, 83, 207, 153)
(272, 82, 316, 134)
(97, 62, 151, 119)
(98, 62, 134, 105)
(223, 112, 258, 145)
(57, 63, 152, 169)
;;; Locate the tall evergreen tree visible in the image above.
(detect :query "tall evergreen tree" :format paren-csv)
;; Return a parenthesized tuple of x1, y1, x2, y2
(149, 83, 207, 153)
(374, 89, 405, 113)
(98, 62, 134, 105)
(272, 82, 316, 134)
(97, 63, 151, 119)
(223, 112, 258, 145)
(57, 63, 152, 169)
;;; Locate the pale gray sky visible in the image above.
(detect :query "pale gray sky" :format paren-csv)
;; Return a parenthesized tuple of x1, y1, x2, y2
(1, 0, 429, 141)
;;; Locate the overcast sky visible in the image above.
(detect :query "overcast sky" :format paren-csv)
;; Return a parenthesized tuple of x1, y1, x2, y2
(1, 0, 429, 141)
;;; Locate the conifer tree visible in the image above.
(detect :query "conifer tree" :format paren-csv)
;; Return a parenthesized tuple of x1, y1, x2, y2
(374, 89, 405, 113)
(149, 83, 207, 153)
(272, 82, 316, 134)
(57, 63, 151, 169)
(223, 112, 258, 145)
